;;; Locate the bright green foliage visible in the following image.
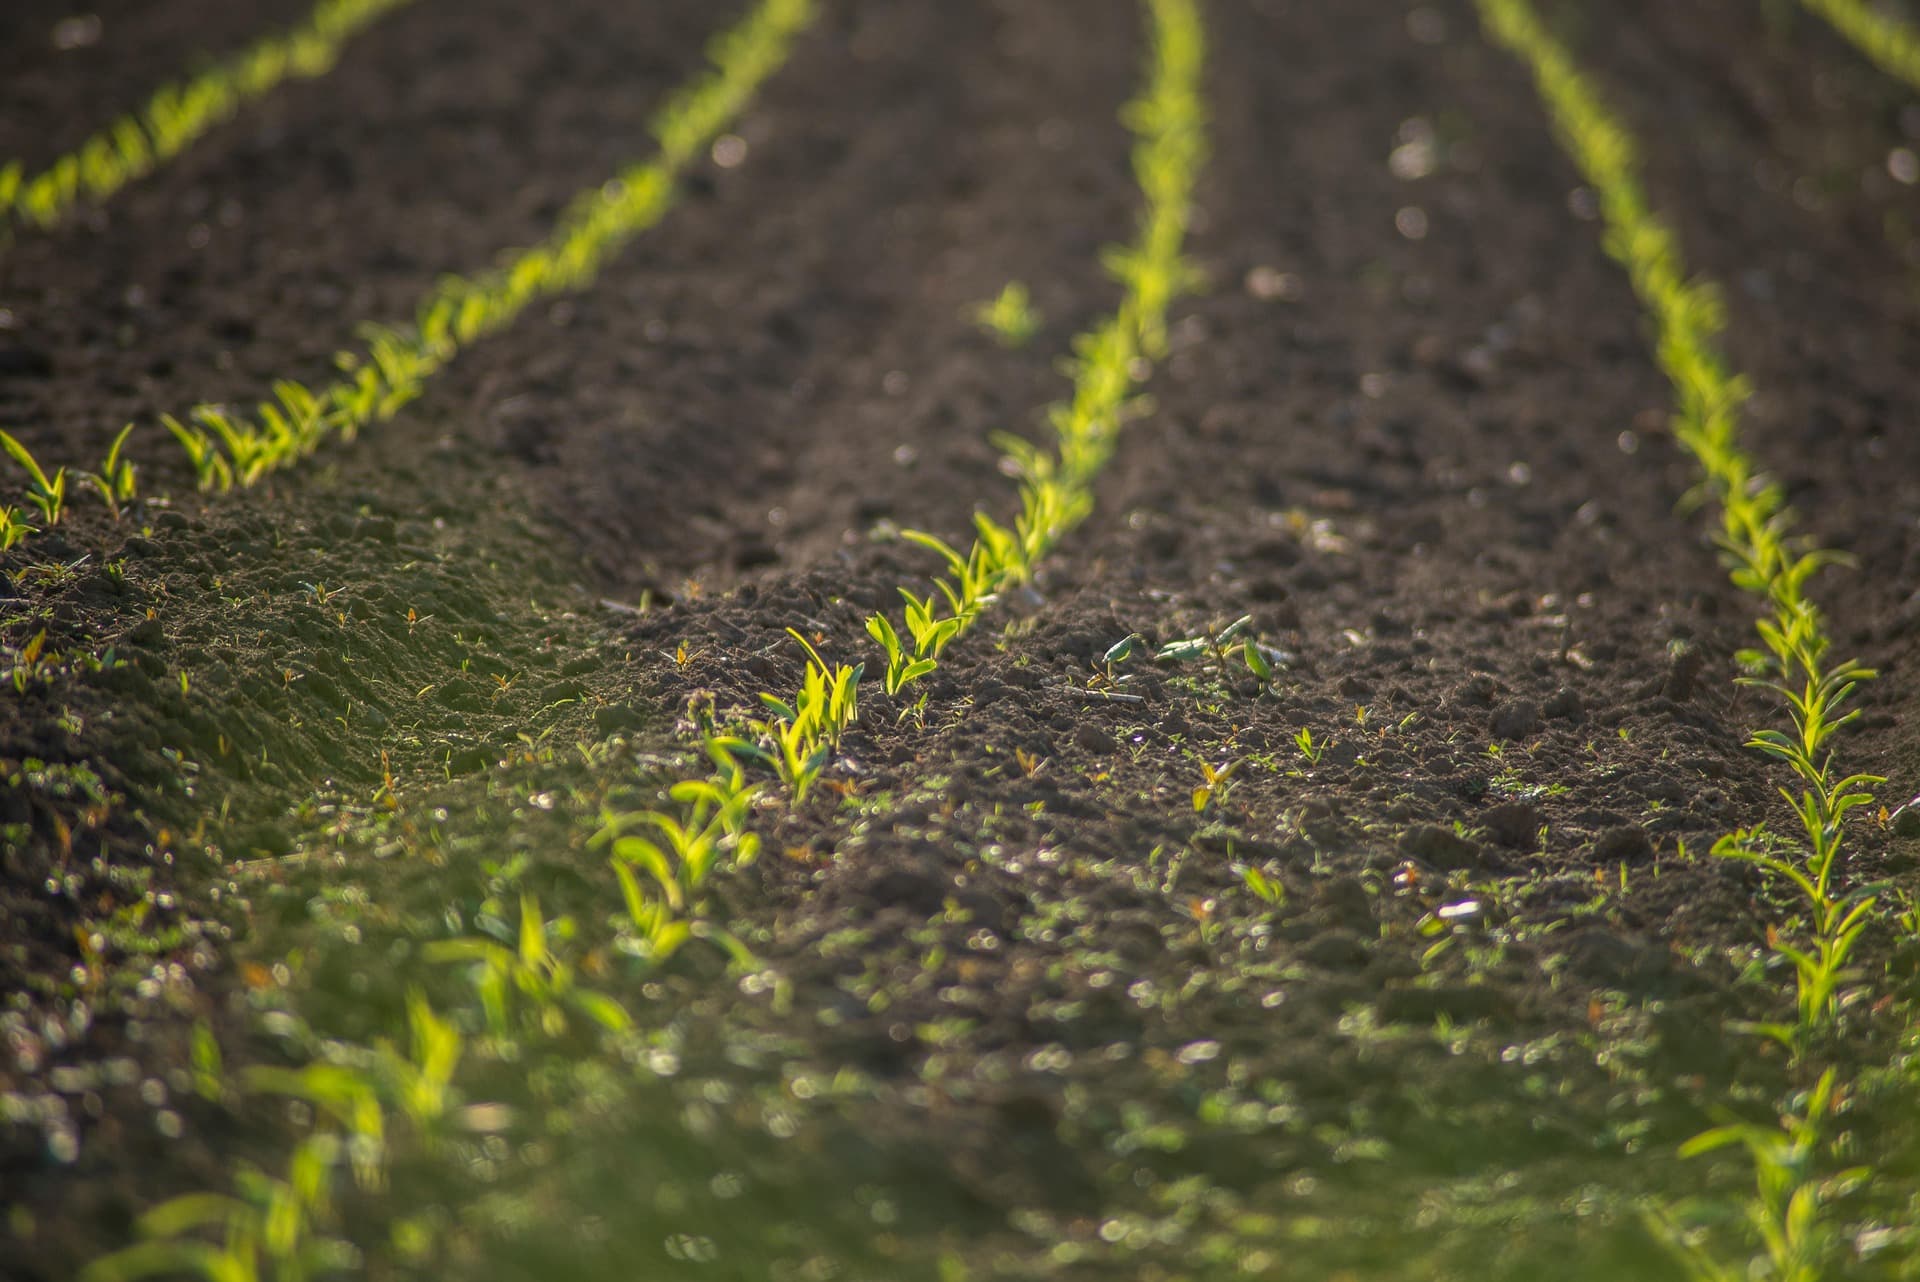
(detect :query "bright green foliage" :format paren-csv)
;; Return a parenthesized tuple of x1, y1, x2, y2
(974, 281, 1042, 346)
(0, 430, 68, 527)
(0, 505, 29, 551)
(869, 0, 1207, 697)
(2, 0, 413, 239)
(1798, 0, 1920, 94)
(591, 739, 763, 960)
(151, 0, 815, 494)
(82, 988, 470, 1282)
(1478, 1, 1882, 1275)
(1660, 1071, 1855, 1282)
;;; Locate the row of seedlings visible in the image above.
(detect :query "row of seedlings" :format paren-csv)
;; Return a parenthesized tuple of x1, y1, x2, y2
(1478, 1, 1896, 1277)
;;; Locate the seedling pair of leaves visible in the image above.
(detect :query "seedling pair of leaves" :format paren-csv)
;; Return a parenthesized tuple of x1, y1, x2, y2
(1107, 614, 1288, 689)
(4, 0, 413, 239)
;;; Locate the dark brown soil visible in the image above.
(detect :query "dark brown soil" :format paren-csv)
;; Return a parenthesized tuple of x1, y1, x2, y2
(3, 0, 1918, 1278)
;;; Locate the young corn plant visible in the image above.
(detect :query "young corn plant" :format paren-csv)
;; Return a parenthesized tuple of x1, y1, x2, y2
(1479, 0, 1884, 1272)
(74, 423, 139, 519)
(1656, 1070, 1855, 1282)
(0, 505, 33, 551)
(864, 0, 1207, 696)
(2, 0, 414, 240)
(78, 1133, 356, 1282)
(144, 0, 816, 494)
(423, 893, 631, 1042)
(974, 281, 1042, 346)
(590, 739, 762, 962)
(0, 431, 68, 527)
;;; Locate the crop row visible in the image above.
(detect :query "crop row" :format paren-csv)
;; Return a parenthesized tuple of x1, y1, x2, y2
(1479, 0, 1895, 1276)
(77, 2, 1208, 1276)
(0, 0, 812, 551)
(61, 0, 1920, 1274)
(1798, 0, 1920, 93)
(0, 0, 413, 241)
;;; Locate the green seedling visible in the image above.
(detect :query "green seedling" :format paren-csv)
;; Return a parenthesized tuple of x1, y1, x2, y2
(1480, 0, 1887, 1274)
(1192, 758, 1240, 814)
(372, 990, 465, 1143)
(424, 893, 630, 1041)
(243, 1063, 388, 1192)
(1294, 727, 1326, 767)
(974, 281, 1041, 346)
(80, 1134, 355, 1282)
(868, 609, 938, 694)
(1238, 864, 1287, 907)
(74, 423, 139, 519)
(733, 629, 862, 802)
(0, 430, 68, 526)
(1658, 1070, 1853, 1282)
(1712, 822, 1881, 1053)
(858, 0, 1205, 699)
(162, 414, 234, 492)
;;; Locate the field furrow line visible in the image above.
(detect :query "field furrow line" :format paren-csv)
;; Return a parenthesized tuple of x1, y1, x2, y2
(1479, 0, 1894, 1275)
(0, 0, 413, 242)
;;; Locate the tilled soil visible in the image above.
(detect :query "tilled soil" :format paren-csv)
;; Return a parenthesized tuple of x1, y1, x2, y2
(2, 0, 1918, 1278)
